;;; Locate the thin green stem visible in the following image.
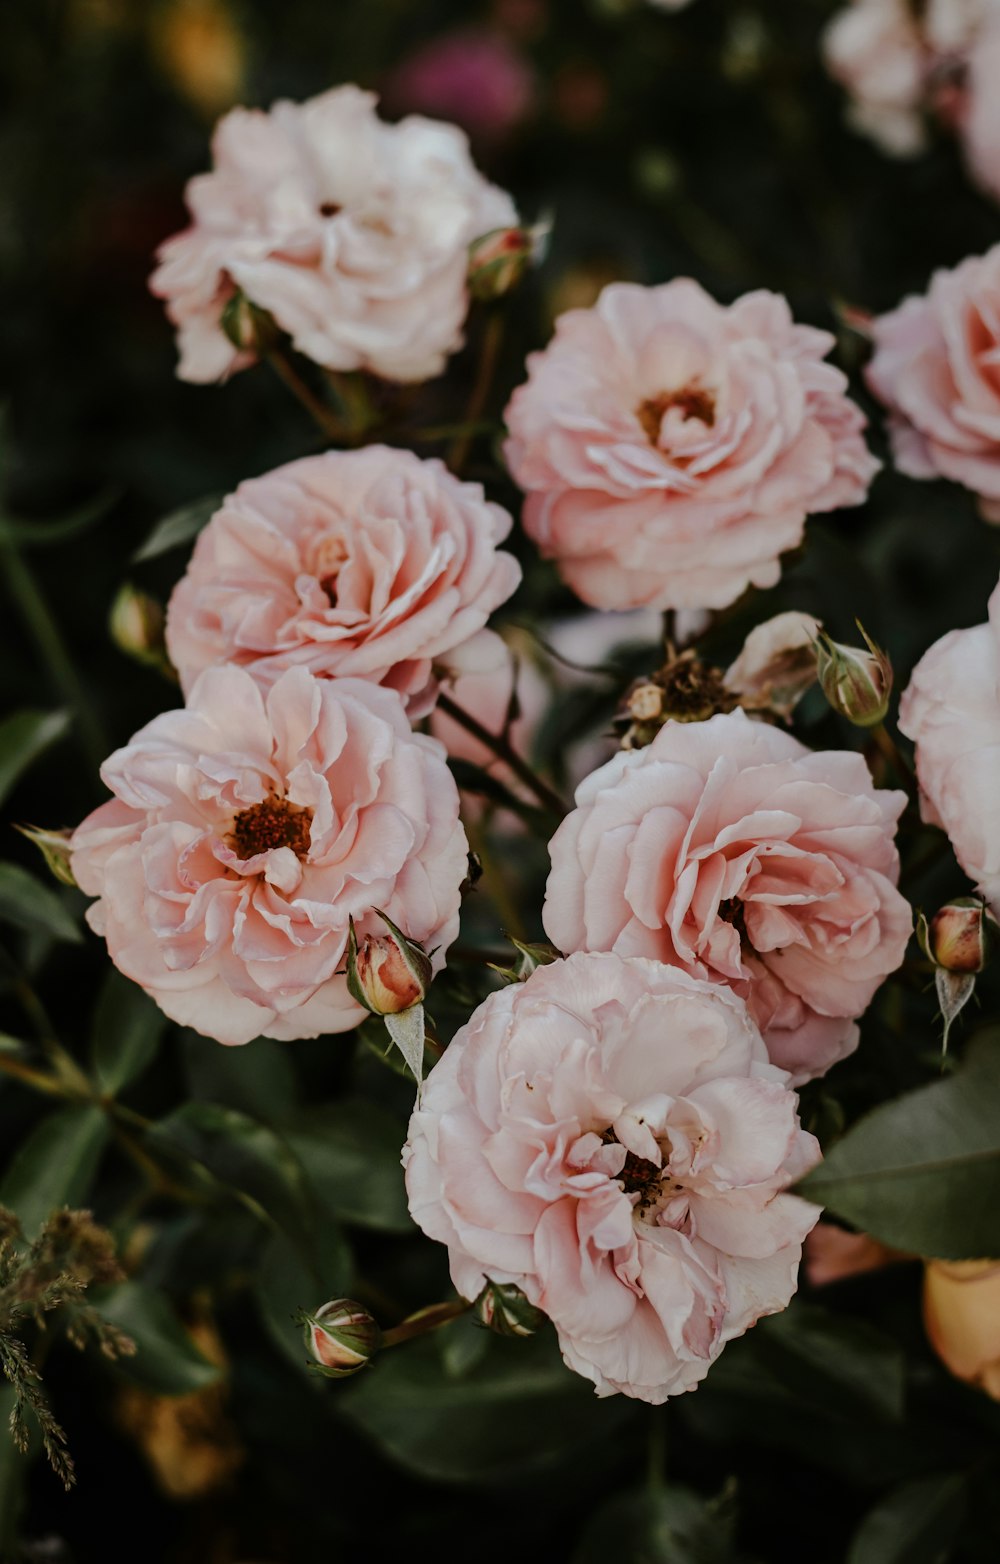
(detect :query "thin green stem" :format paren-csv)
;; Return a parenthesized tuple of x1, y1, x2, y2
(0, 535, 106, 774)
(436, 691, 567, 819)
(448, 310, 504, 474)
(381, 1298, 472, 1350)
(264, 347, 350, 444)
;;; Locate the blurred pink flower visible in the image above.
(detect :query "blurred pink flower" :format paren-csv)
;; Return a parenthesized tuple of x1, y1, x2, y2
(386, 30, 535, 140)
(503, 281, 878, 613)
(898, 574, 1000, 917)
(71, 666, 468, 1045)
(404, 951, 819, 1403)
(543, 711, 911, 1083)
(166, 447, 521, 717)
(867, 245, 1000, 523)
(803, 1222, 901, 1287)
(150, 84, 516, 383)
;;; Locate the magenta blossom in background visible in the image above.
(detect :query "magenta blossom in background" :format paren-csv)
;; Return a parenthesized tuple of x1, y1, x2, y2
(898, 574, 1000, 917)
(503, 281, 878, 613)
(386, 30, 536, 140)
(404, 951, 820, 1403)
(543, 711, 911, 1083)
(71, 666, 468, 1045)
(166, 447, 521, 717)
(150, 84, 517, 384)
(867, 245, 1000, 521)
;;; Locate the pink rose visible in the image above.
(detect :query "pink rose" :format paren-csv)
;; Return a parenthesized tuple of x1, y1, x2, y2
(822, 0, 930, 157)
(150, 85, 517, 384)
(867, 247, 1000, 522)
(385, 30, 535, 140)
(964, 17, 1000, 202)
(503, 281, 878, 612)
(543, 711, 911, 1083)
(165, 447, 521, 716)
(404, 951, 819, 1403)
(898, 576, 1000, 916)
(70, 666, 468, 1045)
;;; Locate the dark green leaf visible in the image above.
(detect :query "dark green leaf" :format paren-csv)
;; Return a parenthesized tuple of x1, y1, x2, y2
(848, 1474, 968, 1564)
(132, 495, 222, 562)
(182, 1030, 297, 1124)
(0, 490, 115, 549)
(285, 1099, 411, 1234)
(0, 1104, 109, 1235)
(798, 1036, 1000, 1259)
(90, 969, 167, 1095)
(94, 1282, 223, 1395)
(254, 1217, 352, 1371)
(0, 862, 82, 944)
(0, 1385, 30, 1551)
(0, 710, 70, 807)
(339, 1327, 632, 1484)
(574, 1483, 737, 1564)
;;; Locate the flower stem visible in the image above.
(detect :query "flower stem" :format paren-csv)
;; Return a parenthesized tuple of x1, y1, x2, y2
(382, 1298, 472, 1349)
(436, 691, 567, 819)
(866, 721, 915, 792)
(264, 347, 350, 444)
(448, 310, 505, 474)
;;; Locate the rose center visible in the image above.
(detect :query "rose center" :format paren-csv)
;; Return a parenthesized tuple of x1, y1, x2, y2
(311, 533, 350, 606)
(636, 385, 716, 445)
(318, 201, 341, 218)
(230, 796, 313, 860)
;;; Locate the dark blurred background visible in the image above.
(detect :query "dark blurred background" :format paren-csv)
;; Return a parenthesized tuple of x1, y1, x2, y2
(2, 2, 1000, 1560)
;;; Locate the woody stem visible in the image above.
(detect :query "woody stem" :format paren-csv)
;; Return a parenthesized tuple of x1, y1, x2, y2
(435, 691, 568, 819)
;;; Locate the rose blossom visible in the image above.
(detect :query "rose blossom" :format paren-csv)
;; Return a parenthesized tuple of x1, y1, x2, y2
(898, 576, 1000, 916)
(723, 610, 822, 719)
(150, 84, 517, 384)
(404, 951, 820, 1403)
(543, 710, 911, 1083)
(867, 246, 1000, 522)
(503, 281, 878, 613)
(70, 665, 468, 1045)
(165, 447, 521, 715)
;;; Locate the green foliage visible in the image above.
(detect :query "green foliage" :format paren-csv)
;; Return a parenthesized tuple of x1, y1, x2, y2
(93, 1282, 221, 1396)
(847, 1474, 968, 1564)
(0, 1106, 109, 1239)
(0, 863, 82, 946)
(574, 1483, 738, 1564)
(132, 495, 224, 562)
(89, 970, 167, 1096)
(0, 711, 70, 809)
(798, 1034, 1000, 1259)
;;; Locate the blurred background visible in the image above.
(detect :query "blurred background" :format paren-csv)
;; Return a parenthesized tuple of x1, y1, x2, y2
(2, 1, 1000, 1560)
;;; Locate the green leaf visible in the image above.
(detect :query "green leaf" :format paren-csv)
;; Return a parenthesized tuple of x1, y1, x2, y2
(254, 1217, 352, 1371)
(847, 1473, 967, 1564)
(132, 495, 222, 562)
(149, 1102, 314, 1244)
(0, 710, 71, 808)
(0, 861, 82, 944)
(0, 1104, 109, 1235)
(94, 1282, 223, 1396)
(284, 1099, 412, 1234)
(90, 970, 167, 1095)
(0, 1384, 30, 1552)
(798, 1036, 1000, 1259)
(338, 1327, 632, 1484)
(0, 489, 115, 549)
(574, 1484, 737, 1564)
(181, 1030, 297, 1124)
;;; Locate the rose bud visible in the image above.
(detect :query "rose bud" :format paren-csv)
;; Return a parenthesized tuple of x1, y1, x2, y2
(14, 824, 77, 888)
(467, 220, 548, 302)
(475, 1281, 545, 1338)
(346, 911, 433, 1016)
(923, 1260, 1000, 1402)
(109, 584, 169, 672)
(923, 898, 998, 975)
(815, 622, 892, 728)
(301, 1299, 381, 1379)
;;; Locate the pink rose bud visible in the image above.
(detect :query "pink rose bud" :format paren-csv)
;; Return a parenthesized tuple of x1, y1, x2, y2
(301, 1299, 381, 1379)
(922, 898, 998, 974)
(924, 1260, 1000, 1402)
(468, 226, 535, 301)
(346, 911, 433, 1016)
(109, 584, 169, 672)
(219, 288, 261, 353)
(815, 622, 892, 727)
(475, 1281, 545, 1337)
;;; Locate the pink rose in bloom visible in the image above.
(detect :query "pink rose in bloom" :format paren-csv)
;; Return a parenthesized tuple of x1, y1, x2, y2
(867, 246, 1000, 522)
(503, 281, 878, 612)
(404, 951, 820, 1403)
(150, 85, 517, 384)
(165, 448, 521, 716)
(70, 666, 468, 1045)
(898, 576, 1000, 916)
(543, 711, 911, 1083)
(385, 31, 536, 140)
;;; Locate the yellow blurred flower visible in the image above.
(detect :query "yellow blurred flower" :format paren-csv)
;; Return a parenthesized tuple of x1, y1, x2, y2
(151, 0, 247, 117)
(923, 1259, 1000, 1401)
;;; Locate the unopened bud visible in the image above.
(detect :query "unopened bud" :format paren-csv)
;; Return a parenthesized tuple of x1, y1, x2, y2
(475, 1281, 545, 1338)
(347, 910, 432, 1016)
(815, 623, 892, 728)
(301, 1299, 381, 1378)
(14, 824, 77, 888)
(468, 220, 548, 302)
(921, 898, 997, 975)
(220, 288, 259, 352)
(109, 584, 169, 671)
